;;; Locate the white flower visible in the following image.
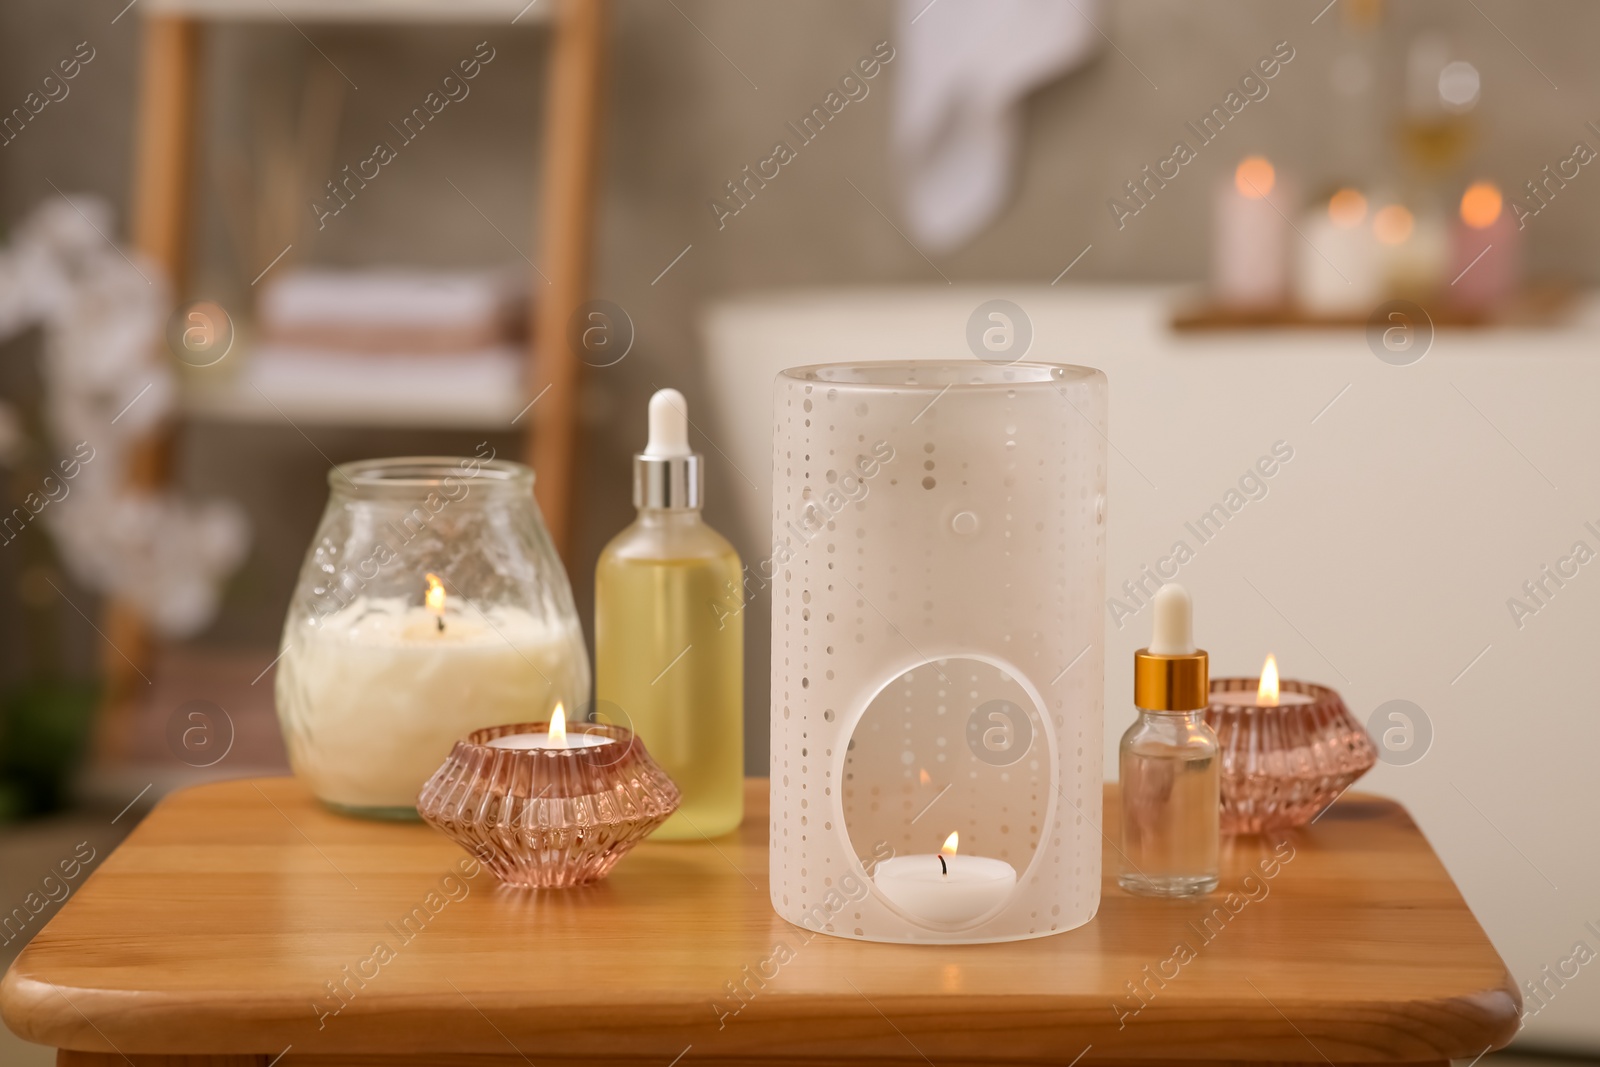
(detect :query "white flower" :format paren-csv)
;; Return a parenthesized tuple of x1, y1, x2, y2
(0, 195, 249, 638)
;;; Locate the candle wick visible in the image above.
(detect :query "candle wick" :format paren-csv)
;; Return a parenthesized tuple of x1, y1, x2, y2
(938, 854, 947, 876)
(436, 616, 445, 633)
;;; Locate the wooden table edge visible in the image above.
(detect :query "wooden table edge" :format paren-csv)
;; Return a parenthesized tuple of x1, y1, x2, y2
(1, 978, 1523, 1064)
(0, 778, 1526, 1062)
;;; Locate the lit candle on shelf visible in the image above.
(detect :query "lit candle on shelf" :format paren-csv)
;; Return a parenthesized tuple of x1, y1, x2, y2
(1449, 180, 1519, 311)
(1376, 200, 1449, 298)
(486, 704, 614, 750)
(277, 575, 587, 812)
(1208, 654, 1316, 708)
(1212, 156, 1291, 310)
(874, 831, 1017, 925)
(1294, 187, 1380, 317)
(1373, 202, 1414, 244)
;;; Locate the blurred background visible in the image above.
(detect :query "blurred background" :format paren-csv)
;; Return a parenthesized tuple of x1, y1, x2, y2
(2, 0, 1599, 1063)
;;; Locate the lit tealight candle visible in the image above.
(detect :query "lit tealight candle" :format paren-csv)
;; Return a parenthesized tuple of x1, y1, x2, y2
(1375, 200, 1449, 297)
(487, 704, 615, 750)
(1209, 654, 1316, 707)
(874, 831, 1017, 925)
(1294, 187, 1380, 316)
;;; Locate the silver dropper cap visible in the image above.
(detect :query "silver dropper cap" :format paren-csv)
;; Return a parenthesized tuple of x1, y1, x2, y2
(633, 389, 703, 510)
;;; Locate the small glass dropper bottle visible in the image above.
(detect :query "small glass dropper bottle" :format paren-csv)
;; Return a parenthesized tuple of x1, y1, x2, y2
(1119, 583, 1220, 897)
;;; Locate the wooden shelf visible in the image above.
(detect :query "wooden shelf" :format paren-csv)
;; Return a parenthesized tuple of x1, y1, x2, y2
(144, 0, 552, 24)
(103, 0, 608, 768)
(1170, 282, 1578, 332)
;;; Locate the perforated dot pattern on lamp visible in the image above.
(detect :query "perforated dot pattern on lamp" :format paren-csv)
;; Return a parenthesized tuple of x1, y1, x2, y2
(769, 361, 1107, 944)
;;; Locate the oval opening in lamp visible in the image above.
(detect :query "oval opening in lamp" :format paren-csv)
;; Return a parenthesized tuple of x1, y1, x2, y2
(840, 655, 1051, 931)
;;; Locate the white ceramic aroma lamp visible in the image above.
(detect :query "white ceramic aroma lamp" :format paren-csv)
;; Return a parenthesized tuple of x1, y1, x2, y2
(768, 361, 1107, 944)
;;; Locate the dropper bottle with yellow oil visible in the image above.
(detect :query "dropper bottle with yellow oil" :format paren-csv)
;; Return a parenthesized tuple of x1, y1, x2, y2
(595, 389, 744, 839)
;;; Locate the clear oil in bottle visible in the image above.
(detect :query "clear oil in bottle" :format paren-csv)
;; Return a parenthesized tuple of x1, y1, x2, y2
(1120, 583, 1220, 897)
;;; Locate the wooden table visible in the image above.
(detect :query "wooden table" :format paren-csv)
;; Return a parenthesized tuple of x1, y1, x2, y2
(1, 779, 1519, 1067)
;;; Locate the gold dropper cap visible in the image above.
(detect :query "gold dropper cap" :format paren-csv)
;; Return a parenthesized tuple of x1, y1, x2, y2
(1133, 583, 1210, 711)
(1134, 649, 1209, 711)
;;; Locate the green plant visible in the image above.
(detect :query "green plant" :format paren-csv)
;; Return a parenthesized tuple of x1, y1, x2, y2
(0, 676, 98, 818)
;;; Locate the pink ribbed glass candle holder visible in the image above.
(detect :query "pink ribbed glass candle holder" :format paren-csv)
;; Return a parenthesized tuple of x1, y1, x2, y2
(417, 721, 680, 887)
(1204, 679, 1377, 834)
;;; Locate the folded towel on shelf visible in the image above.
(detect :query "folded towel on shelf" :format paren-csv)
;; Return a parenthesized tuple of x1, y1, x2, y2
(257, 267, 527, 355)
(241, 343, 524, 425)
(891, 0, 1104, 253)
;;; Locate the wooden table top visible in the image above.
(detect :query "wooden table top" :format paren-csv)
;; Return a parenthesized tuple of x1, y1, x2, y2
(2, 778, 1518, 1065)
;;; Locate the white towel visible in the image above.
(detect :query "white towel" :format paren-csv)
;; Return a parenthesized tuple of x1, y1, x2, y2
(257, 267, 525, 353)
(240, 343, 524, 426)
(892, 0, 1103, 253)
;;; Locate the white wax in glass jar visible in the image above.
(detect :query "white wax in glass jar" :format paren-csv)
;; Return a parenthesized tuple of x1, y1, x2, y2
(276, 596, 586, 810)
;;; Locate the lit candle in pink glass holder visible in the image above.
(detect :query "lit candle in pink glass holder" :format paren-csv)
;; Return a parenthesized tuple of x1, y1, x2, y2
(417, 706, 680, 888)
(1203, 655, 1377, 834)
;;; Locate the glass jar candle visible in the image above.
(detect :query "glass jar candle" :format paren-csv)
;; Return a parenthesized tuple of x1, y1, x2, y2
(275, 456, 590, 819)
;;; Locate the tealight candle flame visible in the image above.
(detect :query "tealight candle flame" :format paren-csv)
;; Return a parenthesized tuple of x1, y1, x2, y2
(1461, 181, 1503, 229)
(941, 831, 959, 857)
(1258, 654, 1281, 707)
(1234, 156, 1276, 199)
(424, 573, 446, 631)
(1373, 203, 1415, 246)
(549, 702, 567, 747)
(918, 768, 930, 785)
(1328, 187, 1367, 228)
